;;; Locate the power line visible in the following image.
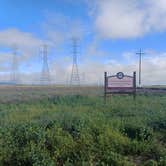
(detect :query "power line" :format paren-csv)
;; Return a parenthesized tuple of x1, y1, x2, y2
(70, 37, 80, 86)
(40, 44, 50, 85)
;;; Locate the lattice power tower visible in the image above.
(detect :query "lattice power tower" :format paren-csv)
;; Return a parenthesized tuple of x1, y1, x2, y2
(70, 37, 80, 86)
(40, 44, 50, 85)
(11, 46, 19, 84)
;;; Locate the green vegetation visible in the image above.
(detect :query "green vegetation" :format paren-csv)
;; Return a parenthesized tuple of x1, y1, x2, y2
(0, 88, 166, 165)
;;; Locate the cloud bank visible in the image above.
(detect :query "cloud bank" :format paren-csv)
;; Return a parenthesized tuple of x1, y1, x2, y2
(92, 0, 166, 39)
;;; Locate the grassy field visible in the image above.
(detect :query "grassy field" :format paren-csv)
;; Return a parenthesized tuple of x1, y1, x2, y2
(0, 86, 166, 166)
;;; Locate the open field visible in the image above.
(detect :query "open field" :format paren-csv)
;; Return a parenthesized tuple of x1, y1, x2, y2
(0, 86, 166, 165)
(0, 85, 165, 103)
(0, 85, 103, 103)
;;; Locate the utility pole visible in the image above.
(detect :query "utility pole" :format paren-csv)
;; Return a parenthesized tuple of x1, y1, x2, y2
(136, 49, 145, 87)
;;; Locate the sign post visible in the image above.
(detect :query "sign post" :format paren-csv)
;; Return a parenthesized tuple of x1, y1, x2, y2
(104, 72, 107, 103)
(104, 72, 136, 102)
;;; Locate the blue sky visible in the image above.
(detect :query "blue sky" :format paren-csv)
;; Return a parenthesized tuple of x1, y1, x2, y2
(0, 0, 89, 35)
(0, 0, 166, 84)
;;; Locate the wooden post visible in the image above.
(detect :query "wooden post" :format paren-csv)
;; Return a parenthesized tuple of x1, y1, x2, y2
(133, 71, 136, 100)
(104, 72, 107, 103)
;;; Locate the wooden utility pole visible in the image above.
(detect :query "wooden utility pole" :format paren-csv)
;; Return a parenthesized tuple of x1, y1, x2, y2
(136, 49, 145, 87)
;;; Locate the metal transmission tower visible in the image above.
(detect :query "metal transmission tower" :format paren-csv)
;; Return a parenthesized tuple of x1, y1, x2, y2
(40, 44, 50, 85)
(70, 37, 80, 86)
(11, 46, 19, 84)
(136, 49, 145, 87)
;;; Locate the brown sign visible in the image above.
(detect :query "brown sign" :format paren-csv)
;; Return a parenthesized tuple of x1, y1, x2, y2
(104, 72, 136, 101)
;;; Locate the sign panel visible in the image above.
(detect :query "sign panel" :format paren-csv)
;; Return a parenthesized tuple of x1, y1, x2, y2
(104, 72, 136, 101)
(107, 76, 133, 88)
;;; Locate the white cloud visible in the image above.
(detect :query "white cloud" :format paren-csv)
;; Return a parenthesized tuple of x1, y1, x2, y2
(0, 28, 44, 63)
(42, 12, 87, 46)
(0, 28, 42, 48)
(91, 0, 166, 39)
(0, 52, 12, 71)
(0, 52, 12, 63)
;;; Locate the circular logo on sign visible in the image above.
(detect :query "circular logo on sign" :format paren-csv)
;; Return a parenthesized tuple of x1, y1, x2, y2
(117, 72, 124, 79)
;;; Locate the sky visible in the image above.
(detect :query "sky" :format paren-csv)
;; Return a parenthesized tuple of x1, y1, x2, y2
(0, 0, 166, 85)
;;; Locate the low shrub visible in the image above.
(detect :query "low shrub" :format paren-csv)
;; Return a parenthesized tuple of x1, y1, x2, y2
(122, 124, 153, 141)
